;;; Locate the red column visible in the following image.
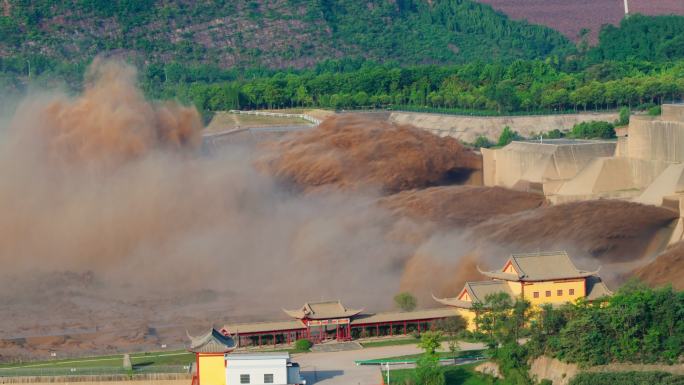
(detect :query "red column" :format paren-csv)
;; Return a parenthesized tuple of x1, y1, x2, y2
(376, 323, 379, 337)
(273, 333, 276, 346)
(389, 322, 393, 336)
(258, 335, 262, 346)
(347, 323, 351, 340)
(418, 322, 421, 332)
(403, 321, 407, 335)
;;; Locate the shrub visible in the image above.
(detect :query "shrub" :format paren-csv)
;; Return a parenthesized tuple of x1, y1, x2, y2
(294, 339, 312, 351)
(414, 354, 445, 385)
(617, 106, 630, 126)
(648, 105, 662, 116)
(569, 121, 615, 139)
(473, 135, 493, 148)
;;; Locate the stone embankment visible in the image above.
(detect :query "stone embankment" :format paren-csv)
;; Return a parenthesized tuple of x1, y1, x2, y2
(529, 356, 684, 385)
(389, 111, 619, 143)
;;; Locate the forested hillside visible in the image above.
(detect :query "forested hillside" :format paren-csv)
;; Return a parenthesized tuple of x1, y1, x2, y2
(588, 14, 684, 62)
(0, 0, 571, 72)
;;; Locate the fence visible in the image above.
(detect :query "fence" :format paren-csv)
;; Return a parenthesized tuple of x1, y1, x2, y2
(228, 110, 321, 125)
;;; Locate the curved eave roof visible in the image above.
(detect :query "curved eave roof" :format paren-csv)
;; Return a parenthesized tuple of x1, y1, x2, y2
(431, 294, 474, 309)
(188, 328, 236, 353)
(477, 265, 601, 282)
(283, 300, 363, 320)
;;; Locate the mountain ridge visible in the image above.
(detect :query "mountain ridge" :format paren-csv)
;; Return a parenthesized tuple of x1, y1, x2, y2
(0, 0, 573, 70)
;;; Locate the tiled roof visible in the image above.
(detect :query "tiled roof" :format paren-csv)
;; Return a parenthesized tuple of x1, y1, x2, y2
(188, 328, 236, 353)
(350, 308, 459, 325)
(223, 320, 305, 334)
(480, 251, 600, 281)
(433, 280, 514, 309)
(283, 300, 363, 320)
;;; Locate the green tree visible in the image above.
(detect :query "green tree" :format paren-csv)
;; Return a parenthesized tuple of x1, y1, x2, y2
(418, 331, 442, 355)
(435, 317, 465, 358)
(618, 106, 630, 126)
(415, 331, 445, 385)
(394, 292, 417, 312)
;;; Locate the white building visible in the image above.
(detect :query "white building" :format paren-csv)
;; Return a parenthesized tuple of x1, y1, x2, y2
(225, 353, 305, 385)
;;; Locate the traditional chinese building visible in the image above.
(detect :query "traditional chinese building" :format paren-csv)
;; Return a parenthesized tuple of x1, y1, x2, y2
(433, 251, 612, 330)
(223, 300, 459, 346)
(188, 328, 236, 385)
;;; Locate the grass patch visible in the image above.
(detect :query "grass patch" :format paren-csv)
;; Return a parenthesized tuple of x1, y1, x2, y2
(360, 338, 420, 348)
(389, 362, 491, 385)
(0, 350, 195, 370)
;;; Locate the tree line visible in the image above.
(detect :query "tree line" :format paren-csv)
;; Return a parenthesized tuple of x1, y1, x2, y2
(153, 58, 684, 118)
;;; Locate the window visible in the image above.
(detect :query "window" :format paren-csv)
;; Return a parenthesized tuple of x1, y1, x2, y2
(264, 374, 274, 384)
(557, 289, 563, 296)
(533, 291, 539, 298)
(240, 374, 250, 384)
(545, 291, 551, 297)
(569, 289, 575, 295)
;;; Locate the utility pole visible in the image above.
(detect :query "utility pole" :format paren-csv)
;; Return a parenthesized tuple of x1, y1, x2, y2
(26, 59, 31, 81)
(624, 0, 630, 17)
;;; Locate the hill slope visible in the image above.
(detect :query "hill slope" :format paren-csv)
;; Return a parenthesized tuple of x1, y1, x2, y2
(0, 0, 572, 69)
(478, 0, 684, 42)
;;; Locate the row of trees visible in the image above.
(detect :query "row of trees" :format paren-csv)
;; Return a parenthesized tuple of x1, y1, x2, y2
(157, 59, 684, 116)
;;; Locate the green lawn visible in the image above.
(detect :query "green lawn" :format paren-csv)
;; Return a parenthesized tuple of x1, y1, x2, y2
(360, 338, 420, 348)
(0, 350, 195, 370)
(388, 362, 491, 385)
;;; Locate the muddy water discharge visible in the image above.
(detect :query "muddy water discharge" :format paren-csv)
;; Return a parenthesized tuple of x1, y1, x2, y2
(0, 60, 678, 360)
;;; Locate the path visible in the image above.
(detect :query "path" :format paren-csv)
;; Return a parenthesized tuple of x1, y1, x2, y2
(294, 341, 485, 385)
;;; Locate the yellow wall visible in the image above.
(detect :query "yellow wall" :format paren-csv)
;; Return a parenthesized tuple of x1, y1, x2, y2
(506, 280, 522, 296)
(523, 280, 585, 306)
(199, 354, 225, 385)
(457, 308, 478, 331)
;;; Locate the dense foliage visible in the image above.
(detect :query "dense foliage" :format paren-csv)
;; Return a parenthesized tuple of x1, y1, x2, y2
(569, 372, 684, 385)
(569, 121, 616, 139)
(0, 0, 571, 70)
(528, 283, 684, 366)
(588, 14, 684, 63)
(148, 58, 684, 119)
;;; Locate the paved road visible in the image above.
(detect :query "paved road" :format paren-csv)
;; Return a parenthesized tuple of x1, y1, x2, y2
(293, 341, 485, 385)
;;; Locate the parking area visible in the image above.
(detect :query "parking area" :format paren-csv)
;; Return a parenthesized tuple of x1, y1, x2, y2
(294, 341, 484, 385)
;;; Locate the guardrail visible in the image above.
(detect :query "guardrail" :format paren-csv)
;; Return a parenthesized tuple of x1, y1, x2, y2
(355, 354, 486, 366)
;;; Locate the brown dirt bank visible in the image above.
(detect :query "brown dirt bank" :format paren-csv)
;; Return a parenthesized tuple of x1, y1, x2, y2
(399, 199, 678, 300)
(631, 242, 684, 290)
(380, 186, 547, 228)
(258, 114, 481, 194)
(472, 199, 677, 267)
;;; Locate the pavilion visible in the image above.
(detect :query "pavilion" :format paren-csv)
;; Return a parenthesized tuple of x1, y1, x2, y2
(433, 251, 612, 330)
(223, 300, 459, 347)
